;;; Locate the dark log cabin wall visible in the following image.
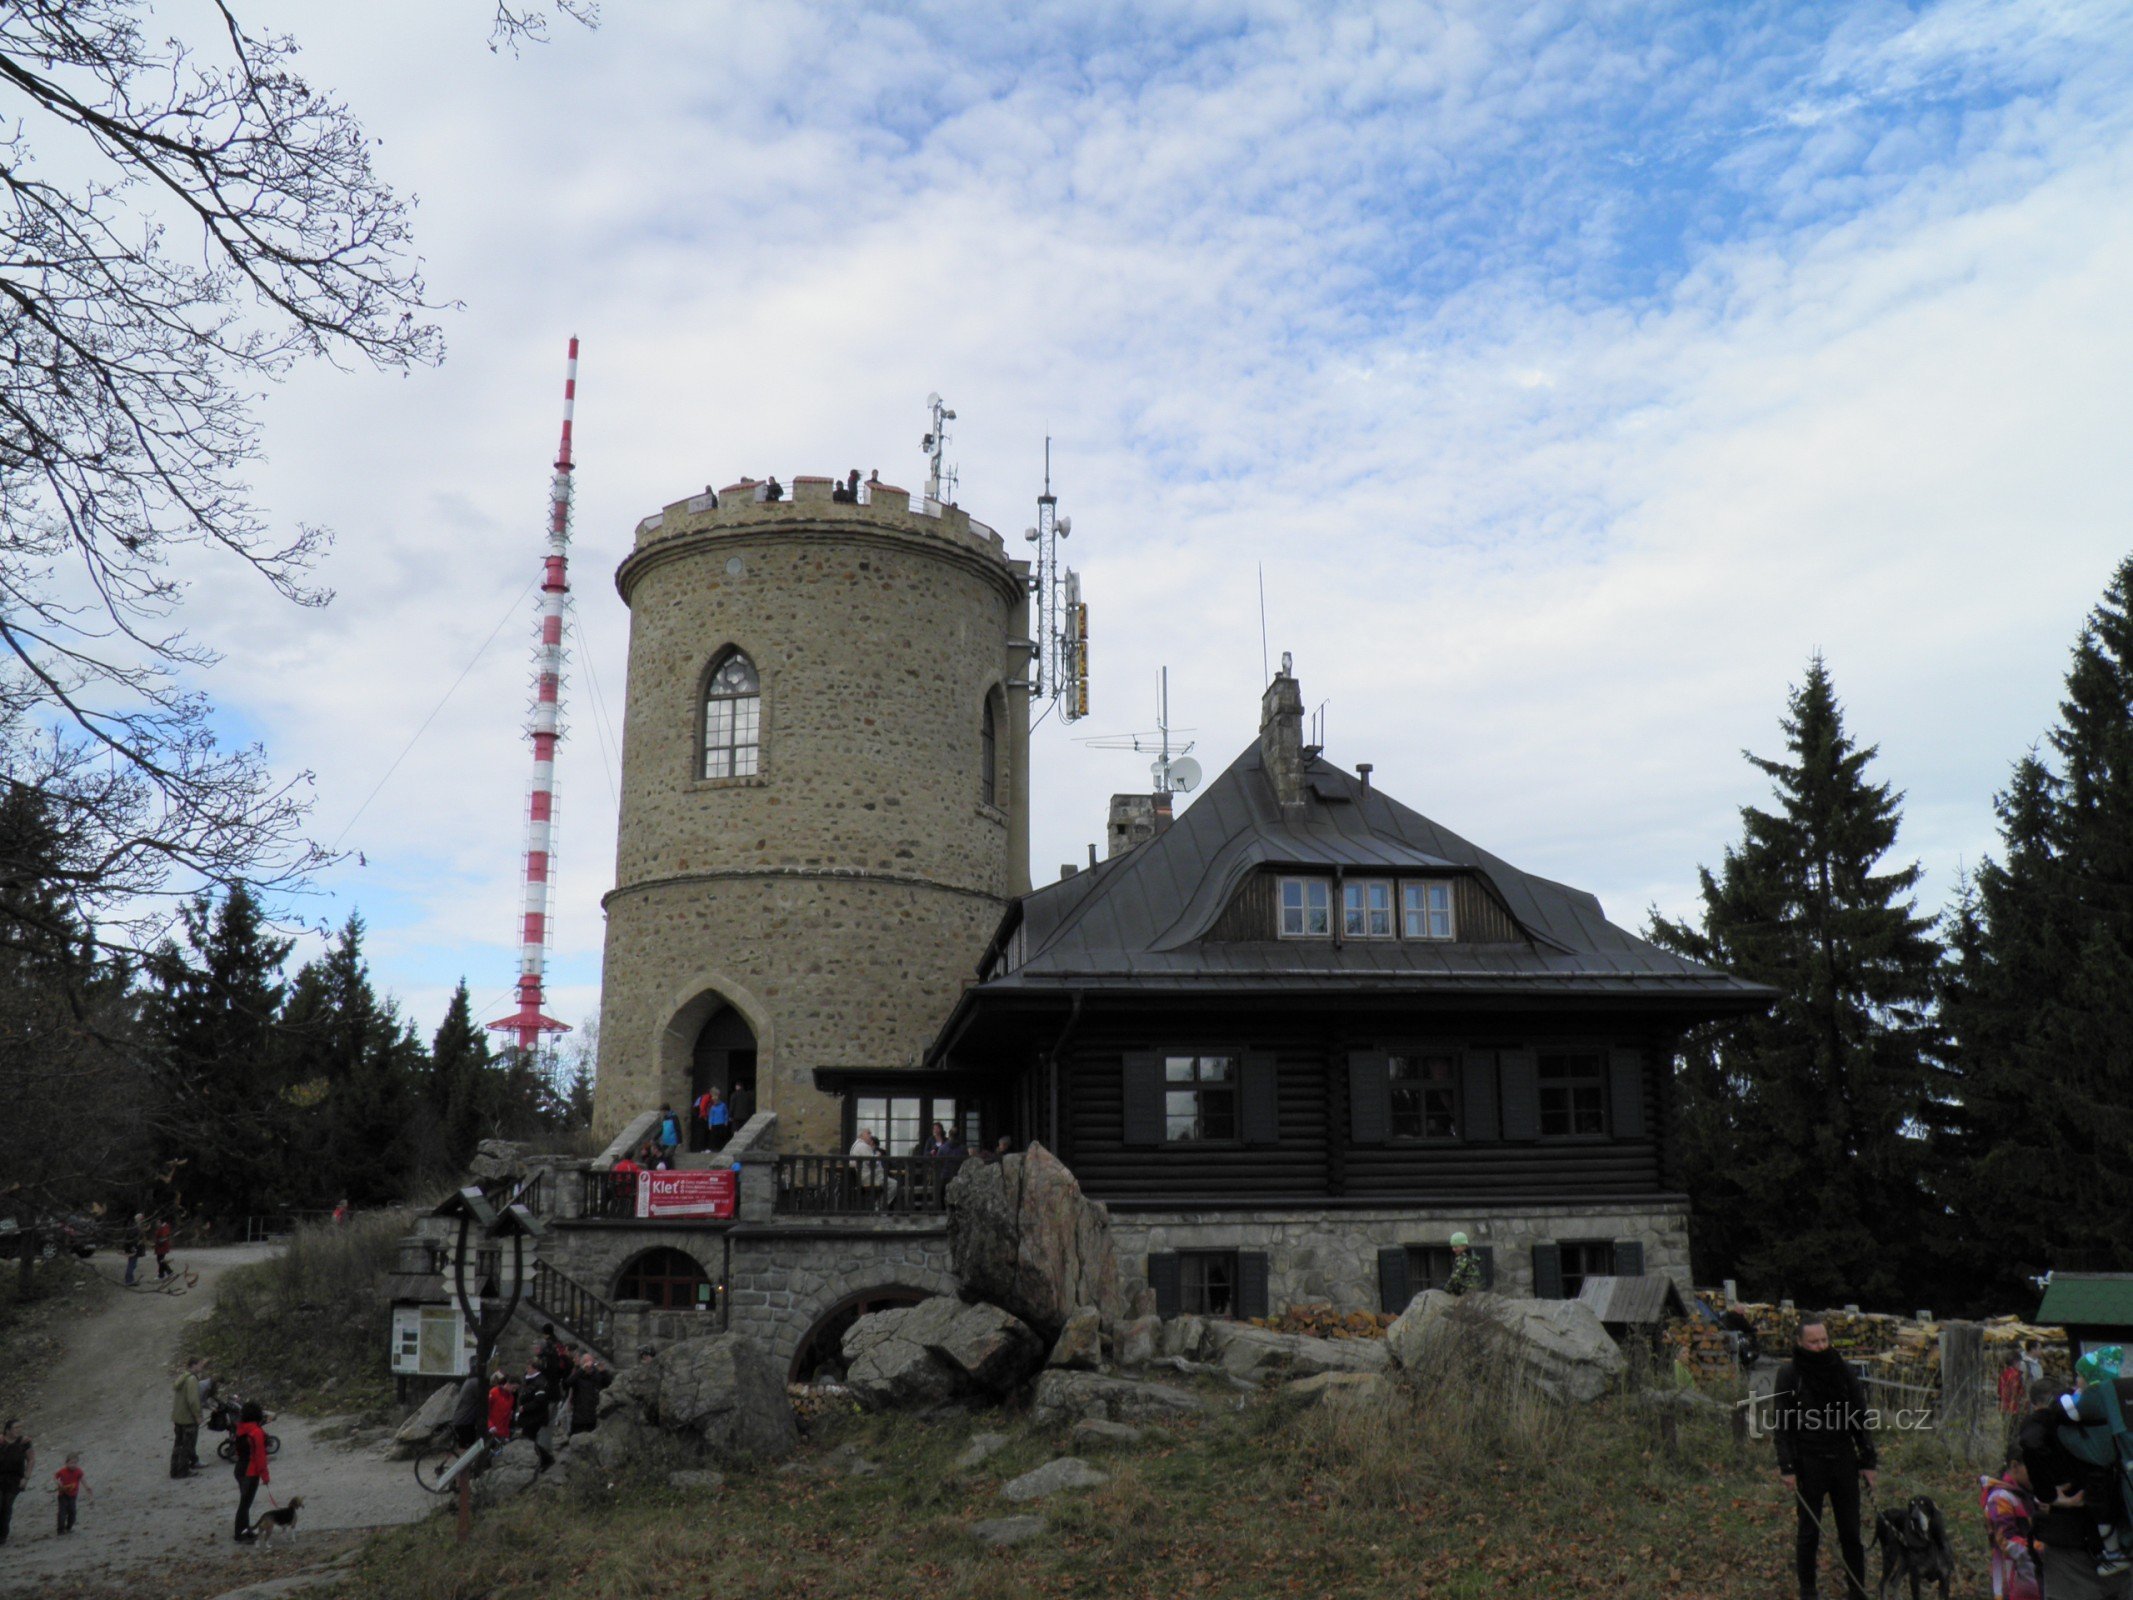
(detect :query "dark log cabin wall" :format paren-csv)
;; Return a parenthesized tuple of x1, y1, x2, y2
(1049, 1015, 1673, 1205)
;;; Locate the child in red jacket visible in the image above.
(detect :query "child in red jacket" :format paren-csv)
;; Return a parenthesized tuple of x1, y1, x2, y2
(52, 1454, 89, 1534)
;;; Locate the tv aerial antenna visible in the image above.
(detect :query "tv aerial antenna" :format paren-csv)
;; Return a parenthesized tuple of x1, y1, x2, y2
(1079, 667, 1199, 793)
(922, 392, 958, 506)
(1023, 437, 1089, 724)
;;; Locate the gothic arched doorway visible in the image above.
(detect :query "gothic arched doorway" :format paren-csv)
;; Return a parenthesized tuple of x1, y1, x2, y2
(690, 1003, 757, 1150)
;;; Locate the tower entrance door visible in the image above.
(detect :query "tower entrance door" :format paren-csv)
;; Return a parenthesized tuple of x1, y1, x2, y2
(689, 1004, 757, 1151)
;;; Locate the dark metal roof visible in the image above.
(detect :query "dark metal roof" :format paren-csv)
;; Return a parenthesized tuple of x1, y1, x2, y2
(981, 740, 1773, 1004)
(1577, 1274, 1691, 1326)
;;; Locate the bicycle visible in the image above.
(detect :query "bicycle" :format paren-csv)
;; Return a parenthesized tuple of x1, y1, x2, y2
(413, 1430, 505, 1495)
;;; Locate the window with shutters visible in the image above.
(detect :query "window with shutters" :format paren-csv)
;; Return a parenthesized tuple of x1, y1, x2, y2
(1278, 877, 1330, 937)
(1537, 1051, 1607, 1138)
(1402, 881, 1455, 940)
(1343, 878, 1394, 937)
(1556, 1240, 1615, 1299)
(1387, 1053, 1459, 1140)
(1179, 1251, 1238, 1317)
(701, 651, 762, 779)
(1164, 1054, 1237, 1143)
(1406, 1244, 1458, 1291)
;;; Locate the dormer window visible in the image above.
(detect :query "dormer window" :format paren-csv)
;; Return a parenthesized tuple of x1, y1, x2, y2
(1343, 879, 1393, 938)
(1279, 877, 1330, 937)
(1403, 881, 1454, 940)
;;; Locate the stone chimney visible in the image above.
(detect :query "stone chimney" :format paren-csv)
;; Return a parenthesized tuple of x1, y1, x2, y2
(1260, 667, 1307, 814)
(1106, 791, 1175, 858)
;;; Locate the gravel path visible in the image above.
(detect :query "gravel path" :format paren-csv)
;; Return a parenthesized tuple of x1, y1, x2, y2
(0, 1244, 432, 1597)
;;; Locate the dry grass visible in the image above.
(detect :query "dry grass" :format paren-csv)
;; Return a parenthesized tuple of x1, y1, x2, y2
(198, 1211, 411, 1420)
(312, 1343, 1989, 1600)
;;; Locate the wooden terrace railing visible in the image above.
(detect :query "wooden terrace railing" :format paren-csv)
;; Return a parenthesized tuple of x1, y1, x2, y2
(773, 1154, 961, 1217)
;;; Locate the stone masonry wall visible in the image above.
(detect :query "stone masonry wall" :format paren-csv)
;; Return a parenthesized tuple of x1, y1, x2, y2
(1107, 1200, 1693, 1313)
(722, 1225, 957, 1377)
(595, 488, 1030, 1149)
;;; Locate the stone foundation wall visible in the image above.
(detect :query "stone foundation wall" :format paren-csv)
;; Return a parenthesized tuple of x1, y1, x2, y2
(1106, 1200, 1692, 1314)
(723, 1224, 957, 1376)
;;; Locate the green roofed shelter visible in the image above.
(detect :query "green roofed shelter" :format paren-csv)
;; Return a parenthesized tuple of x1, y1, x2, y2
(2035, 1273, 2133, 1363)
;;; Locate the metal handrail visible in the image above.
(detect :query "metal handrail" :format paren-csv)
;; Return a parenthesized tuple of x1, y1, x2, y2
(773, 1154, 963, 1216)
(579, 1168, 637, 1220)
(529, 1260, 617, 1360)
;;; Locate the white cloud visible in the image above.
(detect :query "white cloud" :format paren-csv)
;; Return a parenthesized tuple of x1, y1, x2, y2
(152, 0, 2133, 1030)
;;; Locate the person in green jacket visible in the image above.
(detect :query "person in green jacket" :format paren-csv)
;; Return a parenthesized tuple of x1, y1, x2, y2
(170, 1356, 206, 1478)
(1446, 1232, 1482, 1296)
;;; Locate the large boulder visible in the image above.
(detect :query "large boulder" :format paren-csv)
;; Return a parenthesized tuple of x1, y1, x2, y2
(1201, 1323, 1391, 1382)
(468, 1139, 529, 1183)
(1045, 1308, 1104, 1371)
(948, 1145, 1122, 1338)
(648, 1334, 799, 1459)
(1028, 1369, 1210, 1426)
(471, 1437, 544, 1505)
(1386, 1290, 1626, 1404)
(389, 1381, 460, 1458)
(841, 1297, 1045, 1410)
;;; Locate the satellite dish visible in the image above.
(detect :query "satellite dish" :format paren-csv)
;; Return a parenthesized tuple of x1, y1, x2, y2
(1165, 756, 1202, 794)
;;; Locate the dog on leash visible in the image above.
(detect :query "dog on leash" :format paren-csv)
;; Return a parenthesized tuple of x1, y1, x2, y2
(249, 1496, 305, 1544)
(1871, 1495, 1954, 1599)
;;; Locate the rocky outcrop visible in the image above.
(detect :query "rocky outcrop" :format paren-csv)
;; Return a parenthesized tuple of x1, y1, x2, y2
(1283, 1371, 1396, 1409)
(1386, 1290, 1626, 1404)
(471, 1438, 544, 1505)
(841, 1296, 1045, 1411)
(947, 1144, 1122, 1338)
(969, 1515, 1048, 1547)
(1001, 1456, 1110, 1502)
(1116, 1315, 1160, 1368)
(1201, 1322, 1391, 1382)
(1045, 1307, 1104, 1370)
(1028, 1369, 1210, 1426)
(389, 1382, 459, 1458)
(650, 1334, 800, 1459)
(468, 1139, 529, 1183)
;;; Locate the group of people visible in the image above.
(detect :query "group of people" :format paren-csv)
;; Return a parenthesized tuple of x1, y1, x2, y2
(626, 1084, 757, 1170)
(449, 1324, 614, 1473)
(121, 1212, 175, 1287)
(1770, 1316, 2133, 1600)
(0, 1420, 88, 1545)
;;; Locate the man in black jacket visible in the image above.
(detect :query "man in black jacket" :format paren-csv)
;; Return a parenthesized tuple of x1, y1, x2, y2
(565, 1352, 612, 1437)
(1772, 1317, 1878, 1600)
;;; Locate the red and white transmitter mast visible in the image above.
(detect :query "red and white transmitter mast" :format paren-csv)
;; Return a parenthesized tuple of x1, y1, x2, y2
(489, 338, 579, 1058)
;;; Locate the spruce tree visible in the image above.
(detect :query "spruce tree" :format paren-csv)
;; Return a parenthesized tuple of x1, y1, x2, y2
(147, 884, 296, 1222)
(1945, 557, 2133, 1297)
(428, 978, 492, 1170)
(1652, 656, 1943, 1306)
(281, 914, 427, 1206)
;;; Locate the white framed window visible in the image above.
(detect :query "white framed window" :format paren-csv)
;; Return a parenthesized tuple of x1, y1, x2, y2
(1343, 879, 1394, 938)
(702, 651, 761, 778)
(1403, 881, 1454, 940)
(1278, 877, 1330, 937)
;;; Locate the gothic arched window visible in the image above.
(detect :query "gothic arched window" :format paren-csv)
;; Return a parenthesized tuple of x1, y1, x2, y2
(980, 694, 998, 808)
(702, 651, 761, 779)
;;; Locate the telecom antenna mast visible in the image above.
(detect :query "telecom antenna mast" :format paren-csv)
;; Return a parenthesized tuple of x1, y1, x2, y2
(1022, 438, 1089, 723)
(1080, 667, 1200, 793)
(490, 337, 579, 1059)
(922, 392, 958, 506)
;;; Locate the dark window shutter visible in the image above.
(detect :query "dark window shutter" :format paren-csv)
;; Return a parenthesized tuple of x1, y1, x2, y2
(1241, 1052, 1280, 1146)
(1500, 1050, 1539, 1140)
(1461, 1050, 1500, 1141)
(1531, 1243, 1563, 1300)
(1122, 1052, 1165, 1147)
(1148, 1253, 1181, 1319)
(1348, 1050, 1390, 1145)
(1608, 1047, 1647, 1138)
(1377, 1246, 1411, 1314)
(1613, 1240, 1644, 1278)
(1475, 1245, 1496, 1290)
(1236, 1252, 1270, 1320)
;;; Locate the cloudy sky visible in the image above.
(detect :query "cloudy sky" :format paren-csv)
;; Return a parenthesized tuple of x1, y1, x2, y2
(185, 0, 2133, 1041)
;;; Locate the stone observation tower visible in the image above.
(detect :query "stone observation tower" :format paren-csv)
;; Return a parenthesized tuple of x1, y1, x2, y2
(595, 475, 1032, 1151)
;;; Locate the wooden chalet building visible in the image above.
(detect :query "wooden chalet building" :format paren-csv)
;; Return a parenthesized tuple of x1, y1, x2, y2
(844, 669, 1773, 1323)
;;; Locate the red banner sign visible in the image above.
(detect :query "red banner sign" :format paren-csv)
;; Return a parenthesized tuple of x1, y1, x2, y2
(637, 1169, 736, 1220)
